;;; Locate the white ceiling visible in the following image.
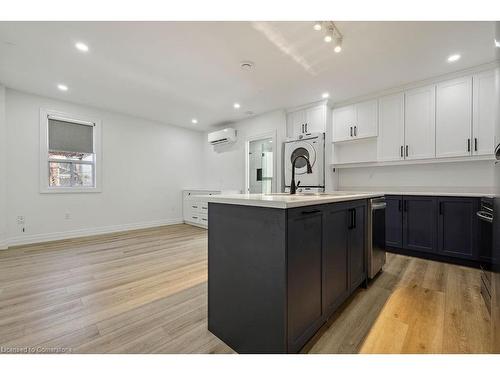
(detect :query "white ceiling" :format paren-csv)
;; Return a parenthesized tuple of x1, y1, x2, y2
(0, 21, 496, 130)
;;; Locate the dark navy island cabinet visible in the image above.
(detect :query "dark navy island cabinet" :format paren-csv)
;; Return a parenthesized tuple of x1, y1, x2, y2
(208, 199, 369, 354)
(385, 194, 482, 266)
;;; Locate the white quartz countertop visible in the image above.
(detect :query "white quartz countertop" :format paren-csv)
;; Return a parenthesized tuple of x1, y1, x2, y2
(203, 192, 384, 209)
(381, 191, 494, 198)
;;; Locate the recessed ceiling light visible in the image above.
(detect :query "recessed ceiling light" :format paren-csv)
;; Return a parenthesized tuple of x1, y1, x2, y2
(495, 39, 500, 48)
(322, 92, 330, 99)
(334, 46, 342, 53)
(313, 22, 322, 31)
(233, 103, 241, 109)
(447, 54, 461, 63)
(75, 42, 89, 52)
(57, 84, 68, 91)
(191, 118, 198, 124)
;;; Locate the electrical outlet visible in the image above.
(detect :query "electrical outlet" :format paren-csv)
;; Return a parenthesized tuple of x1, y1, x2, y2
(16, 216, 25, 225)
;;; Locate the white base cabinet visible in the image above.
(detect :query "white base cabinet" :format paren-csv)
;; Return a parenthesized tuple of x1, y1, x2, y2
(183, 190, 220, 228)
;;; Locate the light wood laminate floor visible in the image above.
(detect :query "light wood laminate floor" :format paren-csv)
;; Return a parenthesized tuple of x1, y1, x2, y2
(0, 224, 491, 354)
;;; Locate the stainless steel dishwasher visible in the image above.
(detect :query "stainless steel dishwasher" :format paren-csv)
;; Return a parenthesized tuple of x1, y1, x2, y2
(368, 197, 387, 279)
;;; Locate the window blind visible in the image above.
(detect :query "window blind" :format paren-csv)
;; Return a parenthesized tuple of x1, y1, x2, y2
(48, 118, 94, 153)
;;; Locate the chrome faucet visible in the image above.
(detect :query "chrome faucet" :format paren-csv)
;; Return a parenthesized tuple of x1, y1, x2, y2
(290, 155, 312, 195)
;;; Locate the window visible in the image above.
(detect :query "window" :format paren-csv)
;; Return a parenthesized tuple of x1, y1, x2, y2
(40, 110, 101, 193)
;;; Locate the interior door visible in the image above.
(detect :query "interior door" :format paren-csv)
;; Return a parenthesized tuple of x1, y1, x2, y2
(377, 93, 405, 161)
(404, 85, 436, 160)
(436, 76, 472, 158)
(473, 69, 496, 156)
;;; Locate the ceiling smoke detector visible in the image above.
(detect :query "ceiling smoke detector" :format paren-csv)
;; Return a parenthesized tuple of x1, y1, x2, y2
(240, 61, 255, 70)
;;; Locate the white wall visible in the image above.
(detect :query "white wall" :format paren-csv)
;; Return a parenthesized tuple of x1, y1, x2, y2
(0, 85, 7, 249)
(202, 110, 287, 192)
(4, 89, 205, 246)
(338, 160, 495, 194)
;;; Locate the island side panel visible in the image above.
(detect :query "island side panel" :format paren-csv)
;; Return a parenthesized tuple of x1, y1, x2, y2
(208, 203, 288, 353)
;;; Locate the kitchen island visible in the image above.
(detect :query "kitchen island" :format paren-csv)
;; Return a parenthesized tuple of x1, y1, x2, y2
(205, 192, 383, 353)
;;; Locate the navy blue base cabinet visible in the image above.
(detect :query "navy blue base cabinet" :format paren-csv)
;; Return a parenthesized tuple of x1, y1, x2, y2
(385, 195, 482, 267)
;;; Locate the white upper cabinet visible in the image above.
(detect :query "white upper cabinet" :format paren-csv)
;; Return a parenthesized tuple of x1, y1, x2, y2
(436, 76, 473, 158)
(332, 99, 378, 142)
(287, 103, 326, 137)
(473, 69, 496, 156)
(377, 93, 405, 161)
(304, 105, 326, 134)
(404, 85, 436, 160)
(287, 110, 306, 137)
(333, 105, 356, 141)
(355, 99, 378, 139)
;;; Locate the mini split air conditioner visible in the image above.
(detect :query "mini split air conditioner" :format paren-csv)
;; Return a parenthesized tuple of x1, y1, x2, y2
(207, 128, 237, 146)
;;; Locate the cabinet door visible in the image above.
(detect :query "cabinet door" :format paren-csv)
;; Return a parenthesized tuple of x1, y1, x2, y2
(355, 99, 378, 139)
(404, 85, 436, 160)
(287, 208, 324, 352)
(305, 105, 326, 134)
(287, 110, 306, 137)
(323, 205, 349, 314)
(403, 196, 438, 253)
(333, 105, 356, 142)
(436, 76, 472, 158)
(438, 197, 478, 260)
(473, 70, 496, 156)
(348, 204, 366, 291)
(385, 195, 403, 248)
(377, 93, 405, 161)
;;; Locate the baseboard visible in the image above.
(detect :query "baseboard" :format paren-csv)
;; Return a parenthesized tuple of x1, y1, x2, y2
(5, 218, 184, 248)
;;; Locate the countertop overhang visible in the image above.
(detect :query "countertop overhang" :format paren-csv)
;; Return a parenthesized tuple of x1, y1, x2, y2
(203, 192, 384, 209)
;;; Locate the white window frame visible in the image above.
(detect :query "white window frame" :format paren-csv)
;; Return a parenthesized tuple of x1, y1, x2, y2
(39, 108, 102, 193)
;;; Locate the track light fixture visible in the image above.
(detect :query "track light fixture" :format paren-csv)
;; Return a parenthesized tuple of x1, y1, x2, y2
(313, 21, 343, 52)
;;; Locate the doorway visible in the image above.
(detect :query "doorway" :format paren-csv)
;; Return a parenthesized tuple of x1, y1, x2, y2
(246, 137, 275, 194)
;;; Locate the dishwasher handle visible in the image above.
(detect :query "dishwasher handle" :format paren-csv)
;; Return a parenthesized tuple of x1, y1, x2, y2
(371, 202, 387, 211)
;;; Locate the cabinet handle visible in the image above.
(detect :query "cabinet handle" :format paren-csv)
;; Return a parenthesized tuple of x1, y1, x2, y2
(400, 146, 403, 158)
(467, 138, 471, 153)
(305, 123, 308, 133)
(405, 145, 409, 157)
(474, 138, 478, 152)
(301, 209, 321, 215)
(439, 202, 443, 215)
(403, 200, 408, 212)
(301, 124, 304, 133)
(348, 209, 353, 229)
(350, 126, 353, 137)
(353, 209, 356, 228)
(398, 200, 402, 212)
(354, 126, 357, 137)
